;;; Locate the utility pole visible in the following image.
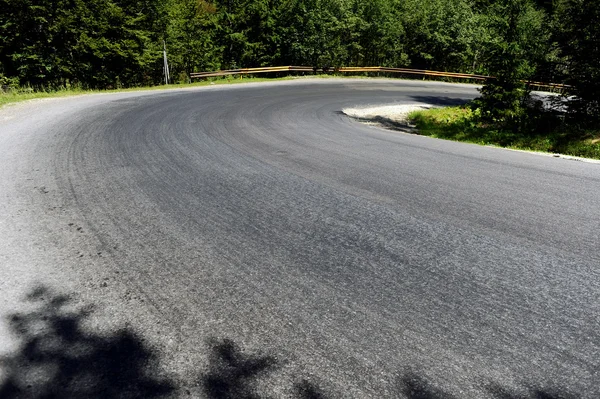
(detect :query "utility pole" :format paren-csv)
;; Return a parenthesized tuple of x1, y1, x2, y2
(163, 40, 170, 85)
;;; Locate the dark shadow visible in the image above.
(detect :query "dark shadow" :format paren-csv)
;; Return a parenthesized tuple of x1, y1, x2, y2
(486, 382, 579, 399)
(400, 371, 458, 399)
(397, 370, 578, 399)
(201, 340, 333, 399)
(337, 110, 418, 133)
(0, 286, 582, 399)
(409, 96, 473, 107)
(0, 286, 174, 399)
(366, 115, 417, 132)
(294, 379, 329, 399)
(201, 338, 278, 399)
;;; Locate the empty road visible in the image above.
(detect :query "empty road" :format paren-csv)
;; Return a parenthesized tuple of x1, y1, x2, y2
(1, 79, 598, 398)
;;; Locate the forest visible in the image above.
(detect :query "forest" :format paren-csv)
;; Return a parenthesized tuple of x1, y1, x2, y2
(0, 0, 596, 86)
(0, 0, 599, 131)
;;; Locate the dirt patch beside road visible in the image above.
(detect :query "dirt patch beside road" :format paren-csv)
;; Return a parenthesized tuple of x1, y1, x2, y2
(342, 104, 435, 132)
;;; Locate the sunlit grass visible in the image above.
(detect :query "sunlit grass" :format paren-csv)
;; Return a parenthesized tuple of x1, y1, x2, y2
(409, 106, 600, 160)
(0, 87, 92, 107)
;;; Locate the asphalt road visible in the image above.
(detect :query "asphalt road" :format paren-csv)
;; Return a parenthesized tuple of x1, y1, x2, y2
(1, 79, 599, 398)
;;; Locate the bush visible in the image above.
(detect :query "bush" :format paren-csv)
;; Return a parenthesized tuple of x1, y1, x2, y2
(0, 75, 20, 93)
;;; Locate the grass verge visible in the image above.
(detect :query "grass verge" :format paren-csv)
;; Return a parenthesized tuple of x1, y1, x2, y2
(0, 75, 312, 108)
(408, 106, 600, 160)
(0, 87, 92, 107)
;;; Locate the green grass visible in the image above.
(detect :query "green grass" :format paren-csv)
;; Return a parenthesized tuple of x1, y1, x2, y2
(0, 87, 91, 107)
(409, 106, 600, 160)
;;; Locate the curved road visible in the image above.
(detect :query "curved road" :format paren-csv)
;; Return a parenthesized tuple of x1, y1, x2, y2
(1, 79, 599, 398)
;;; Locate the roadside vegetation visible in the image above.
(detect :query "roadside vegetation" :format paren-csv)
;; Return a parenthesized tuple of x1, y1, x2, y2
(409, 106, 600, 159)
(0, 75, 300, 107)
(0, 0, 593, 90)
(0, 86, 91, 107)
(410, 0, 600, 159)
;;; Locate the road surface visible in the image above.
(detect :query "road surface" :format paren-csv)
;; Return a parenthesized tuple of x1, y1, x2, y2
(1, 79, 598, 398)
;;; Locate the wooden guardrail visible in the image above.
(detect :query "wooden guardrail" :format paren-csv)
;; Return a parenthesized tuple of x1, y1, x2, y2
(189, 66, 570, 93)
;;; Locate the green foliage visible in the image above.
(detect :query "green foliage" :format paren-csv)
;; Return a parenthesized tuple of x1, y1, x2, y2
(165, 0, 220, 79)
(558, 0, 600, 125)
(0, 0, 598, 131)
(0, 0, 163, 89)
(402, 0, 479, 71)
(0, 74, 19, 91)
(472, 0, 548, 127)
(277, 0, 344, 67)
(1, 0, 533, 86)
(410, 105, 600, 159)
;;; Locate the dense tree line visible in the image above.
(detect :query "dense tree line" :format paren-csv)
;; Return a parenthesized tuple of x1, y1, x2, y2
(0, 0, 598, 122)
(0, 0, 166, 88)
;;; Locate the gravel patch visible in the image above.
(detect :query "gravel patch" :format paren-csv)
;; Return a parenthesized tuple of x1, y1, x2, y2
(342, 103, 436, 132)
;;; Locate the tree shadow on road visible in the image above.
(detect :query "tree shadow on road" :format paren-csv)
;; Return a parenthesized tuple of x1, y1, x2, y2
(200, 349, 579, 399)
(0, 286, 582, 399)
(484, 382, 578, 399)
(200, 338, 330, 399)
(398, 371, 578, 399)
(0, 286, 174, 399)
(294, 379, 330, 399)
(201, 338, 278, 399)
(409, 96, 473, 107)
(400, 371, 459, 399)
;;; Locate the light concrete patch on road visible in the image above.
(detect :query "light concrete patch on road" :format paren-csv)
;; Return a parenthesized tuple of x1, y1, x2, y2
(342, 103, 435, 132)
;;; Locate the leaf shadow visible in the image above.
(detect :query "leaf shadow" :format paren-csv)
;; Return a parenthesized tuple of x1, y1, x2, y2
(201, 338, 278, 399)
(0, 286, 174, 399)
(0, 286, 583, 399)
(200, 339, 332, 399)
(398, 370, 578, 399)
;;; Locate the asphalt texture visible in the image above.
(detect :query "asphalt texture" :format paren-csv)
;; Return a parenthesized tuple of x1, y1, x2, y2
(0, 79, 599, 398)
